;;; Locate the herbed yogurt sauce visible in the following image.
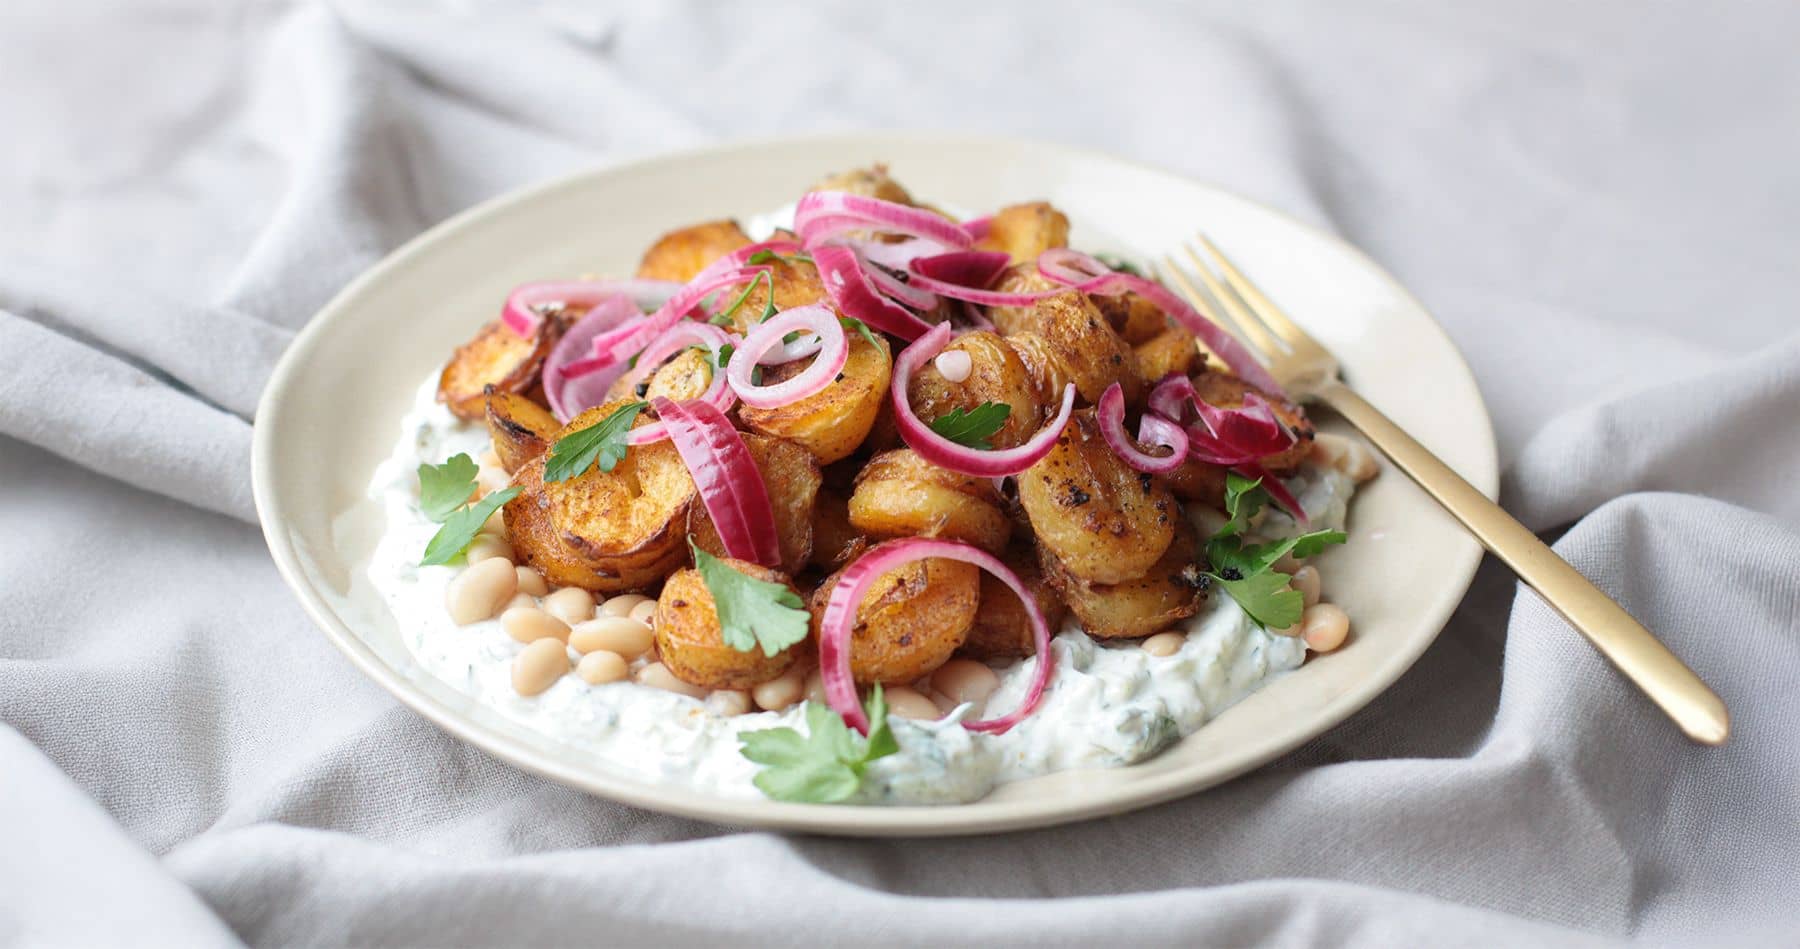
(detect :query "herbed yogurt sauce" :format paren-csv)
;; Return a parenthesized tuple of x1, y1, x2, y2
(366, 375, 1354, 805)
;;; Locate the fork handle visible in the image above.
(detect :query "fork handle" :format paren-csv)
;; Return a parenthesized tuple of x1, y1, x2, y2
(1313, 381, 1730, 745)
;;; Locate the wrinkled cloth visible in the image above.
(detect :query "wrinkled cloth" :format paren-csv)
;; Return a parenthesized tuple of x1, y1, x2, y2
(2, 1, 1797, 946)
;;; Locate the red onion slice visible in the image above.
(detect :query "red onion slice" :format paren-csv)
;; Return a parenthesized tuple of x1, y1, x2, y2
(856, 236, 944, 272)
(795, 191, 973, 249)
(726, 305, 849, 409)
(542, 295, 647, 421)
(891, 323, 1075, 477)
(814, 244, 937, 341)
(911, 250, 1012, 289)
(1096, 383, 1188, 474)
(500, 279, 680, 337)
(652, 397, 782, 567)
(818, 538, 1055, 735)
(621, 323, 740, 445)
(961, 215, 993, 242)
(561, 266, 768, 380)
(862, 259, 940, 311)
(1148, 373, 1199, 423)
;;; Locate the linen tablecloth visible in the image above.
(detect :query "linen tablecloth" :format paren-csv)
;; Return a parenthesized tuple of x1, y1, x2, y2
(3, 2, 1796, 945)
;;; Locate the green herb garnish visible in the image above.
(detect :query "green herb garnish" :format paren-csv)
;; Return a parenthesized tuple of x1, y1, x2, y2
(711, 270, 773, 326)
(840, 316, 879, 349)
(739, 687, 900, 803)
(691, 540, 810, 657)
(1094, 252, 1144, 277)
(928, 401, 1011, 449)
(1201, 471, 1345, 629)
(746, 249, 814, 266)
(712, 342, 735, 370)
(416, 453, 522, 566)
(543, 400, 647, 483)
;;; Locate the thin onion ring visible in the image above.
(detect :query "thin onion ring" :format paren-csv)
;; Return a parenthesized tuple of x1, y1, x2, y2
(652, 397, 782, 567)
(891, 323, 1075, 477)
(1096, 383, 1187, 474)
(726, 305, 850, 409)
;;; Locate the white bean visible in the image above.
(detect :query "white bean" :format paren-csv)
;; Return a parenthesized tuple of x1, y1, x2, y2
(929, 659, 1000, 704)
(884, 686, 942, 721)
(512, 639, 570, 695)
(1342, 441, 1380, 483)
(480, 506, 507, 537)
(543, 588, 597, 625)
(601, 593, 650, 618)
(1141, 631, 1186, 657)
(514, 566, 549, 597)
(628, 599, 658, 627)
(504, 592, 537, 613)
(1310, 432, 1351, 469)
(568, 617, 655, 658)
(464, 535, 513, 566)
(752, 667, 807, 711)
(1301, 603, 1351, 652)
(1292, 565, 1322, 608)
(706, 690, 753, 717)
(445, 557, 517, 625)
(804, 668, 827, 705)
(576, 650, 629, 685)
(636, 662, 707, 698)
(501, 607, 570, 644)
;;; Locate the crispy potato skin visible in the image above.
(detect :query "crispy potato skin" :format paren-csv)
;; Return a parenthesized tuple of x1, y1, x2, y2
(988, 264, 1061, 337)
(959, 543, 1067, 660)
(1134, 327, 1202, 389)
(848, 449, 1012, 554)
(636, 219, 752, 283)
(1029, 290, 1143, 406)
(605, 347, 715, 404)
(810, 554, 978, 685)
(484, 390, 558, 474)
(1018, 409, 1178, 584)
(740, 331, 891, 464)
(543, 400, 696, 576)
(655, 563, 802, 690)
(1093, 292, 1170, 345)
(728, 257, 828, 334)
(905, 331, 1045, 451)
(504, 457, 676, 593)
(1043, 520, 1205, 639)
(689, 433, 821, 575)
(808, 487, 865, 571)
(976, 202, 1070, 265)
(1190, 371, 1315, 473)
(810, 165, 916, 205)
(1163, 458, 1229, 510)
(438, 319, 558, 421)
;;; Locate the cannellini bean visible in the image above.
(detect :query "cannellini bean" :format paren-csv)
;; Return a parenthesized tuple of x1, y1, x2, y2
(628, 599, 658, 627)
(884, 686, 943, 721)
(601, 593, 650, 618)
(568, 617, 655, 658)
(479, 449, 502, 469)
(480, 506, 507, 537)
(636, 662, 707, 698)
(930, 659, 1000, 705)
(1342, 441, 1380, 483)
(933, 350, 972, 383)
(706, 690, 753, 717)
(1141, 631, 1186, 657)
(504, 592, 537, 612)
(543, 588, 597, 625)
(444, 557, 517, 625)
(804, 669, 827, 705)
(752, 667, 807, 711)
(514, 566, 549, 597)
(1292, 565, 1322, 608)
(512, 639, 570, 696)
(502, 606, 570, 644)
(1310, 432, 1350, 469)
(576, 650, 629, 685)
(1272, 552, 1302, 574)
(464, 534, 513, 566)
(1301, 603, 1351, 652)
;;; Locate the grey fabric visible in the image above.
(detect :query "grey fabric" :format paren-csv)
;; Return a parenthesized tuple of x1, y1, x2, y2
(2, 1, 1795, 945)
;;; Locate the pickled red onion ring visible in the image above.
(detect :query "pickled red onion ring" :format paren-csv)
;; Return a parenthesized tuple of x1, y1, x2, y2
(891, 322, 1075, 477)
(542, 295, 646, 421)
(795, 191, 973, 249)
(726, 305, 849, 409)
(561, 265, 769, 380)
(1096, 382, 1187, 474)
(814, 244, 937, 341)
(651, 397, 781, 567)
(620, 323, 739, 444)
(500, 279, 679, 337)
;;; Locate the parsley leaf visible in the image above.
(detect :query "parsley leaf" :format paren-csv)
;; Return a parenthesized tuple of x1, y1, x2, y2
(1202, 471, 1345, 628)
(839, 316, 879, 349)
(712, 269, 772, 326)
(421, 487, 522, 566)
(691, 541, 810, 657)
(739, 686, 900, 803)
(1094, 252, 1144, 277)
(746, 248, 814, 266)
(544, 401, 647, 483)
(1210, 529, 1349, 581)
(1216, 571, 1306, 629)
(417, 453, 479, 523)
(928, 401, 1011, 449)
(712, 342, 735, 370)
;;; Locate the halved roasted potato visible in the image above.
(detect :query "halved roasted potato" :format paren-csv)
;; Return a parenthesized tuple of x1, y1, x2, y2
(438, 318, 559, 421)
(1190, 370, 1315, 473)
(636, 219, 752, 283)
(809, 554, 978, 685)
(689, 433, 821, 575)
(808, 487, 865, 572)
(726, 256, 828, 334)
(1134, 326, 1202, 388)
(988, 263, 1061, 337)
(1024, 289, 1143, 406)
(504, 456, 675, 593)
(606, 346, 715, 404)
(976, 202, 1070, 265)
(1093, 292, 1168, 345)
(655, 562, 804, 690)
(905, 331, 1045, 451)
(484, 389, 558, 474)
(740, 330, 891, 464)
(1042, 520, 1205, 639)
(847, 449, 1011, 554)
(809, 165, 916, 205)
(543, 400, 696, 577)
(1018, 409, 1177, 584)
(958, 543, 1067, 660)
(1163, 457, 1229, 510)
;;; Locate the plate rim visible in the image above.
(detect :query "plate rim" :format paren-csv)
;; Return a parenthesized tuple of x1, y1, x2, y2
(252, 130, 1498, 836)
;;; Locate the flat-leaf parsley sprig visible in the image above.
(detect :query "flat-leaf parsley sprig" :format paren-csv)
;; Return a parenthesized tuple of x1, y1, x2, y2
(417, 453, 521, 566)
(544, 400, 647, 483)
(690, 540, 811, 657)
(739, 687, 900, 803)
(1202, 471, 1345, 629)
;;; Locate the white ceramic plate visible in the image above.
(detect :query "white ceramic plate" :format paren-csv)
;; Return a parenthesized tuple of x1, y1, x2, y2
(253, 133, 1497, 836)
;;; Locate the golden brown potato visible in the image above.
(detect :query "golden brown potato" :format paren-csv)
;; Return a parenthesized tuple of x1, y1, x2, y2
(727, 256, 828, 334)
(740, 330, 891, 464)
(1027, 289, 1143, 406)
(988, 263, 1061, 337)
(543, 400, 696, 578)
(1003, 332, 1078, 413)
(1191, 370, 1315, 473)
(1134, 326, 1202, 388)
(655, 563, 803, 690)
(636, 219, 752, 283)
(1093, 292, 1168, 345)
(1018, 409, 1178, 584)
(809, 487, 865, 571)
(438, 319, 559, 421)
(689, 433, 821, 575)
(484, 389, 558, 474)
(606, 346, 715, 404)
(847, 449, 1012, 554)
(959, 543, 1067, 660)
(1042, 520, 1205, 639)
(1164, 458, 1229, 510)
(905, 331, 1045, 451)
(504, 457, 674, 593)
(810, 554, 978, 685)
(976, 202, 1070, 265)
(810, 165, 915, 205)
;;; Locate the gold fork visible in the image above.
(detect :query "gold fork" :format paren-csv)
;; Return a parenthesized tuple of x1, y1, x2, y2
(1161, 235, 1730, 745)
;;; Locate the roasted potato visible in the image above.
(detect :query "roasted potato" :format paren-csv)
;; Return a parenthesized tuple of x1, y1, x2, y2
(1093, 292, 1169, 345)
(809, 486, 865, 571)
(636, 219, 752, 283)
(810, 554, 978, 685)
(809, 165, 916, 205)
(606, 346, 715, 403)
(543, 400, 696, 578)
(976, 202, 1070, 265)
(484, 389, 558, 474)
(988, 263, 1061, 337)
(1027, 289, 1143, 406)
(1191, 370, 1315, 473)
(1018, 409, 1178, 584)
(727, 256, 828, 335)
(1043, 520, 1205, 639)
(847, 449, 1012, 554)
(905, 331, 1045, 451)
(504, 457, 674, 593)
(959, 543, 1067, 660)
(1134, 326, 1202, 388)
(740, 330, 892, 464)
(1164, 458, 1229, 510)
(1003, 332, 1078, 413)
(655, 562, 804, 690)
(689, 433, 821, 575)
(438, 318, 559, 421)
